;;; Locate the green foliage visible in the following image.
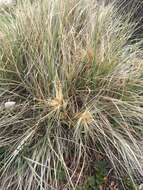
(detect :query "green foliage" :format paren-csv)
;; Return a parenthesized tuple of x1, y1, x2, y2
(123, 177, 140, 190)
(77, 160, 107, 190)
(76, 176, 97, 190)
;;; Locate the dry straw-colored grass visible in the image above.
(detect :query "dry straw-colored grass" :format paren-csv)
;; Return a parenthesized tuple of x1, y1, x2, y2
(0, 0, 142, 189)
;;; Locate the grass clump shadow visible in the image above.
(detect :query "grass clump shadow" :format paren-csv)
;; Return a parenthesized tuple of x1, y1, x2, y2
(0, 0, 142, 189)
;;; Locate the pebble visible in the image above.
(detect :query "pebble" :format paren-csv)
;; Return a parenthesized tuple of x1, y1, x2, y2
(4, 101, 16, 110)
(139, 184, 143, 190)
(0, 0, 16, 6)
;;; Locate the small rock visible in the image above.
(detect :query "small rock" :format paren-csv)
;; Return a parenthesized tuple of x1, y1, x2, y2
(0, 0, 16, 6)
(139, 184, 143, 190)
(4, 101, 16, 110)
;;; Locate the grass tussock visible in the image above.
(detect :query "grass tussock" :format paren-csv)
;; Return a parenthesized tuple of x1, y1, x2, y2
(0, 0, 142, 189)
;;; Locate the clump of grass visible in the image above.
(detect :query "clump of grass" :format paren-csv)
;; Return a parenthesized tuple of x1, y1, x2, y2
(0, 0, 142, 189)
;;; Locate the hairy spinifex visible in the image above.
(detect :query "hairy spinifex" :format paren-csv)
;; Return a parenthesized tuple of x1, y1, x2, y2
(0, 0, 142, 189)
